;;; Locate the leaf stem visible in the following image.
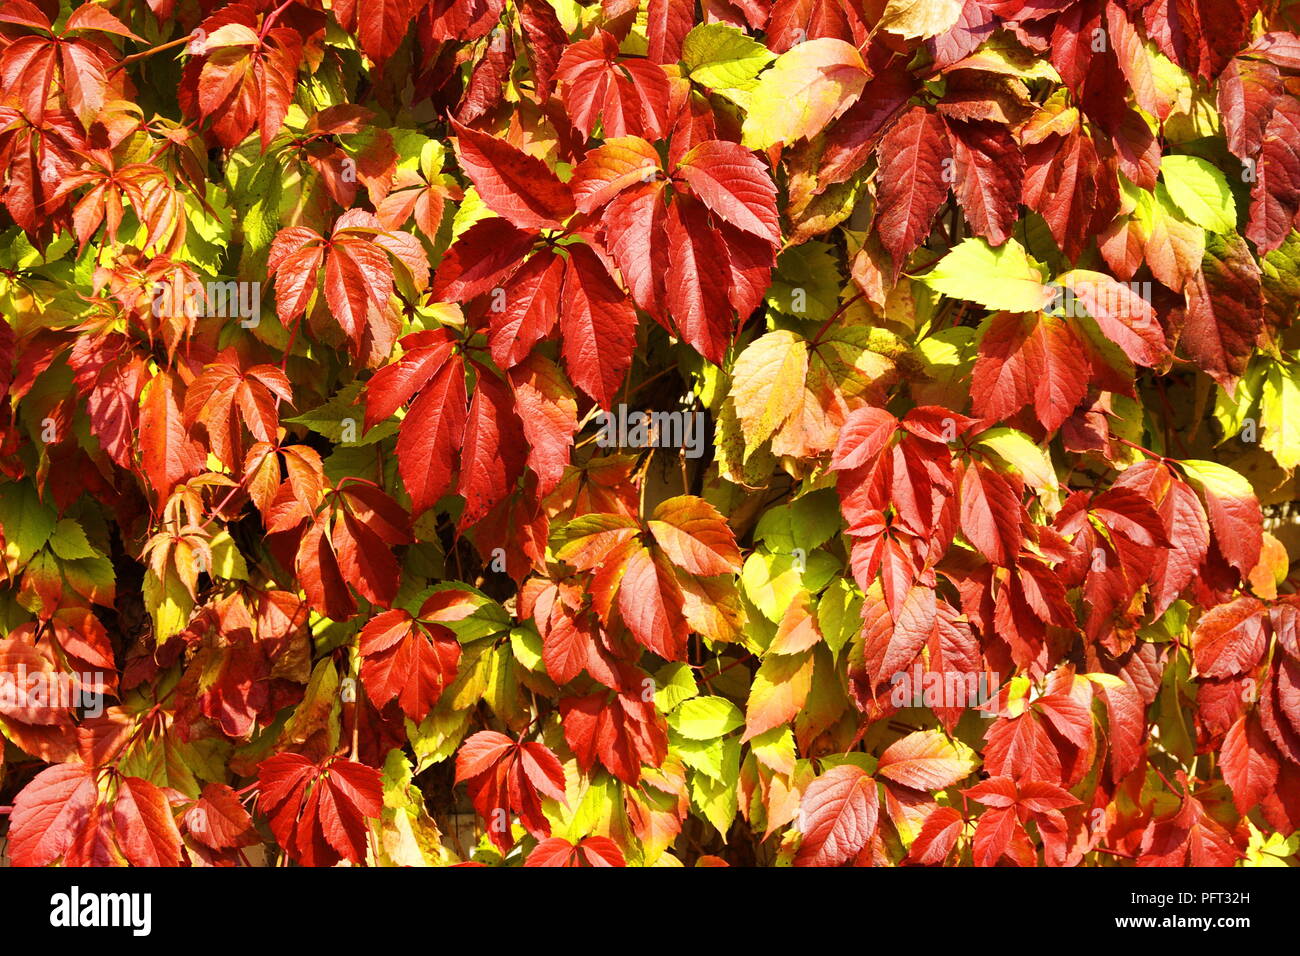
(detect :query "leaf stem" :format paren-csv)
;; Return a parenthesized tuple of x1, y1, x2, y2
(1112, 435, 1164, 460)
(109, 34, 193, 74)
(260, 0, 297, 37)
(808, 291, 864, 348)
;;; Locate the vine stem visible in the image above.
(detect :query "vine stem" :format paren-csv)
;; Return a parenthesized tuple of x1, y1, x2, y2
(692, 652, 755, 680)
(808, 291, 865, 348)
(1112, 435, 1164, 460)
(1094, 845, 1137, 861)
(109, 34, 193, 74)
(260, 0, 297, 36)
(198, 475, 250, 532)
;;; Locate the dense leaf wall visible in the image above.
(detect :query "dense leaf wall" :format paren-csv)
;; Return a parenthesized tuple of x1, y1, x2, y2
(2, 0, 1300, 867)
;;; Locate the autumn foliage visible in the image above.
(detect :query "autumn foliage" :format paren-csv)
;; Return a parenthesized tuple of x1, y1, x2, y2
(3, 0, 1300, 869)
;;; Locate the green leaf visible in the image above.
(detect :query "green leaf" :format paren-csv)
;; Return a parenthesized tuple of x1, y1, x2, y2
(920, 238, 1053, 312)
(406, 707, 471, 772)
(749, 725, 797, 774)
(689, 740, 740, 837)
(654, 662, 700, 713)
(753, 489, 842, 554)
(974, 426, 1060, 501)
(1178, 458, 1255, 501)
(0, 481, 55, 570)
(142, 566, 195, 644)
(670, 731, 727, 780)
(285, 382, 398, 445)
(563, 773, 620, 842)
(668, 695, 744, 739)
(878, 0, 963, 40)
(399, 583, 511, 643)
(225, 138, 284, 258)
(729, 330, 808, 451)
(741, 548, 841, 621)
(208, 530, 249, 580)
(47, 518, 97, 561)
(179, 183, 233, 274)
(682, 23, 775, 107)
(815, 577, 862, 658)
(277, 658, 340, 753)
(1261, 359, 1300, 470)
(1160, 155, 1237, 233)
(510, 626, 545, 672)
(766, 240, 841, 321)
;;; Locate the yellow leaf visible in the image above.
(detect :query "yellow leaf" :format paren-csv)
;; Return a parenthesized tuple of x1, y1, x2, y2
(878, 0, 963, 40)
(730, 330, 809, 451)
(741, 38, 869, 149)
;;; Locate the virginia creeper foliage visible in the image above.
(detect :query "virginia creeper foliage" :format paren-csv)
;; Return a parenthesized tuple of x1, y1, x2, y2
(3, 0, 1300, 868)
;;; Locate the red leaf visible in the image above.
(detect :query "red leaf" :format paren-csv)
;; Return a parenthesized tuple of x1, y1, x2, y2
(508, 352, 579, 497)
(559, 686, 667, 785)
(946, 119, 1023, 246)
(572, 137, 662, 214)
(450, 118, 575, 229)
(395, 352, 468, 516)
(906, 805, 963, 864)
(971, 312, 1090, 433)
(525, 834, 626, 866)
(1246, 96, 1300, 254)
(324, 234, 393, 351)
(364, 329, 457, 430)
(1022, 127, 1117, 262)
(334, 0, 416, 64)
(139, 369, 205, 500)
(458, 368, 527, 528)
(1179, 236, 1263, 392)
(673, 140, 781, 246)
(488, 249, 564, 368)
(794, 764, 879, 866)
(603, 180, 671, 317)
(817, 64, 917, 185)
(873, 107, 952, 264)
(958, 462, 1023, 566)
(559, 243, 637, 407)
(645, 0, 693, 63)
(1113, 461, 1209, 615)
(647, 495, 742, 576)
(359, 608, 461, 722)
(258, 753, 382, 867)
(432, 218, 537, 302)
(618, 545, 689, 660)
(1220, 714, 1279, 814)
(1191, 595, 1268, 678)
(556, 31, 670, 141)
(7, 762, 99, 867)
(1218, 56, 1283, 159)
(519, 0, 567, 99)
(877, 730, 974, 791)
(665, 195, 736, 364)
(455, 730, 568, 850)
(111, 775, 182, 867)
(186, 783, 258, 852)
(188, 7, 303, 149)
(1054, 270, 1169, 368)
